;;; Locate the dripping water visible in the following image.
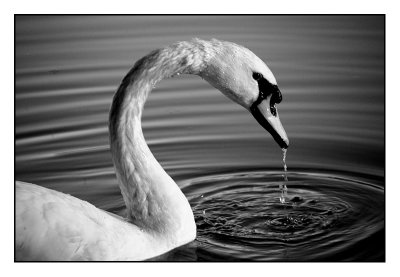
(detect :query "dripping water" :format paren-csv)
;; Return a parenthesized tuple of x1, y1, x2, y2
(280, 148, 288, 203)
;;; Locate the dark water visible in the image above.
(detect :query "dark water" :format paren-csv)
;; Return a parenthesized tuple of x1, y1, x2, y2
(15, 15, 385, 261)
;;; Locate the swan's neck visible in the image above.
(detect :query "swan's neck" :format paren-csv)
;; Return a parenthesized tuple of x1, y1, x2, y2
(109, 40, 211, 243)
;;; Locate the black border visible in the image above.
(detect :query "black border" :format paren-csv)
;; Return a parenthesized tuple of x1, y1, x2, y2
(14, 14, 386, 263)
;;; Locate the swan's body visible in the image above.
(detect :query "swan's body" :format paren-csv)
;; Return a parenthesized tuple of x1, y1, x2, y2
(16, 39, 288, 261)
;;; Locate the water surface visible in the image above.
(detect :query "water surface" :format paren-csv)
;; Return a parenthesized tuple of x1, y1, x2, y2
(15, 15, 385, 261)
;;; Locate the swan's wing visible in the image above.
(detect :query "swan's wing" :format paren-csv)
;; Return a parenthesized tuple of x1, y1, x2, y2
(15, 181, 150, 261)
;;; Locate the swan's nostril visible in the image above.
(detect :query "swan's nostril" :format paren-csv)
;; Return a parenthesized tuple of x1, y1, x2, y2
(270, 104, 277, 116)
(270, 90, 282, 117)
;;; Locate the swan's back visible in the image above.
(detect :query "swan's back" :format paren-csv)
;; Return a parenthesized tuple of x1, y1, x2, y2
(16, 182, 158, 260)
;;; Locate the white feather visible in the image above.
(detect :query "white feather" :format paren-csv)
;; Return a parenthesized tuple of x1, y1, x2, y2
(16, 39, 279, 260)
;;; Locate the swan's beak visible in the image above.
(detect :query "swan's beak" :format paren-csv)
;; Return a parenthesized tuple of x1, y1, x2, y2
(250, 95, 289, 149)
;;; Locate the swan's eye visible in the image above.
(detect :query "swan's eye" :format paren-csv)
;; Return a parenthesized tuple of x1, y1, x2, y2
(252, 72, 262, 81)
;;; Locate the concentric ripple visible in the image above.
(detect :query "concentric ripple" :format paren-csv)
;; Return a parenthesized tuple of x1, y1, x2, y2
(170, 170, 385, 261)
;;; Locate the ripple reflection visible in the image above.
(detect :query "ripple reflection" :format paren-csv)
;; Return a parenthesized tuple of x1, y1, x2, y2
(176, 170, 385, 261)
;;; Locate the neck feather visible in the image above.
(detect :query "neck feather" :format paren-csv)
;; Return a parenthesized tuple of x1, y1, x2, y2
(108, 39, 212, 240)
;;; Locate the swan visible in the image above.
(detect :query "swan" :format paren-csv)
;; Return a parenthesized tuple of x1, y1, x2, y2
(15, 38, 289, 261)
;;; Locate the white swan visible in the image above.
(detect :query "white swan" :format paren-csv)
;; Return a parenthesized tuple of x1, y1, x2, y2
(15, 39, 289, 261)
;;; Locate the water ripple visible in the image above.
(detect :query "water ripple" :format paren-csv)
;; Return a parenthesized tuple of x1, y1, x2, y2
(175, 170, 384, 261)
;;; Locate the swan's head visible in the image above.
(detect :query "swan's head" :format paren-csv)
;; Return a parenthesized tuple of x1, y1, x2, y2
(201, 40, 289, 148)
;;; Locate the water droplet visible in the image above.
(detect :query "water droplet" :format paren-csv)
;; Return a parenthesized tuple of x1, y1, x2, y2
(282, 148, 288, 173)
(280, 148, 288, 204)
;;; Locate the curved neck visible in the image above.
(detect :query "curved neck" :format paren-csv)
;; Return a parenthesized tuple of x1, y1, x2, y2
(109, 40, 211, 239)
